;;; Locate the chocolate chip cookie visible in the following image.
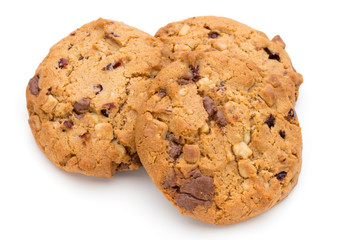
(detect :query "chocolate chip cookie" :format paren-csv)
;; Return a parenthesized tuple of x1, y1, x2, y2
(26, 18, 165, 178)
(135, 51, 302, 224)
(156, 16, 303, 104)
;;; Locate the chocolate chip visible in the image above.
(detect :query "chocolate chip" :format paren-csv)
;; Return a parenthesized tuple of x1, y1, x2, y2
(101, 109, 109, 117)
(264, 48, 280, 62)
(168, 141, 183, 159)
(204, 25, 210, 30)
(94, 84, 103, 95)
(208, 32, 219, 38)
(265, 114, 275, 128)
(180, 169, 214, 200)
(63, 121, 73, 129)
(68, 44, 73, 50)
(105, 63, 112, 70)
(176, 193, 211, 212)
(177, 78, 193, 85)
(165, 109, 172, 113)
(70, 32, 76, 36)
(102, 103, 116, 110)
(288, 108, 295, 118)
(279, 130, 286, 139)
(28, 76, 40, 95)
(203, 96, 217, 116)
(158, 89, 167, 98)
(275, 171, 287, 181)
(73, 98, 90, 114)
(190, 65, 200, 81)
(113, 61, 121, 69)
(215, 110, 228, 126)
(46, 87, 52, 95)
(80, 131, 90, 139)
(78, 55, 84, 60)
(58, 58, 68, 68)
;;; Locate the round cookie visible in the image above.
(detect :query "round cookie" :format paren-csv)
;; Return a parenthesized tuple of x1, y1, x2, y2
(26, 18, 165, 178)
(155, 16, 303, 104)
(135, 51, 302, 225)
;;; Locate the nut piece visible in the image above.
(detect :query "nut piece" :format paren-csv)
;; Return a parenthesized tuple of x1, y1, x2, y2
(183, 145, 200, 163)
(238, 160, 257, 178)
(95, 123, 113, 140)
(213, 40, 228, 51)
(178, 88, 188, 96)
(174, 44, 191, 52)
(200, 122, 210, 133)
(232, 142, 252, 159)
(259, 84, 276, 107)
(271, 35, 286, 49)
(243, 132, 251, 144)
(179, 24, 190, 36)
(41, 95, 58, 113)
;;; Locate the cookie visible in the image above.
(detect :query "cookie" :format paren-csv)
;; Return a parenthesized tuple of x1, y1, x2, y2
(156, 16, 303, 104)
(26, 18, 165, 178)
(135, 51, 302, 225)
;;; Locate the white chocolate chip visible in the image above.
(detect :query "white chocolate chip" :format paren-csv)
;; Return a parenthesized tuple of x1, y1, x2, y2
(232, 142, 253, 158)
(178, 88, 188, 96)
(264, 183, 270, 189)
(91, 113, 99, 124)
(95, 123, 113, 140)
(179, 24, 190, 36)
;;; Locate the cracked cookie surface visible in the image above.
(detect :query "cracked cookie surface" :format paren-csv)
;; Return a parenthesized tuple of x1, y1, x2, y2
(156, 16, 303, 104)
(26, 18, 165, 178)
(135, 51, 302, 225)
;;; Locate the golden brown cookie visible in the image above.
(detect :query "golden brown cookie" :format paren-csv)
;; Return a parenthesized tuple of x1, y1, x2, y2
(135, 50, 302, 225)
(156, 16, 303, 104)
(26, 18, 165, 178)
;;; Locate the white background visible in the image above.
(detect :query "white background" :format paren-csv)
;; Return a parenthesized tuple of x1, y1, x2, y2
(1, 0, 359, 239)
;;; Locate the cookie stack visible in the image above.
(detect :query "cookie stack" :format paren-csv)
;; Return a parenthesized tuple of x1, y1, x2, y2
(26, 17, 303, 225)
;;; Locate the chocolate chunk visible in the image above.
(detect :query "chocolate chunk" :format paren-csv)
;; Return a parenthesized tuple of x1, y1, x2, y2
(78, 55, 84, 60)
(113, 61, 121, 69)
(162, 168, 177, 189)
(279, 130, 286, 139)
(68, 44, 73, 50)
(94, 84, 103, 95)
(203, 96, 217, 116)
(190, 65, 200, 81)
(101, 109, 109, 117)
(70, 32, 76, 36)
(168, 141, 183, 159)
(265, 114, 275, 128)
(177, 78, 193, 85)
(73, 111, 85, 119)
(264, 48, 280, 62)
(73, 98, 90, 114)
(180, 169, 214, 200)
(288, 108, 295, 118)
(158, 89, 167, 98)
(176, 193, 211, 212)
(28, 76, 40, 95)
(102, 102, 116, 110)
(166, 132, 181, 143)
(58, 58, 68, 68)
(80, 131, 90, 139)
(208, 32, 219, 38)
(215, 110, 227, 126)
(275, 171, 287, 181)
(63, 121, 73, 129)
